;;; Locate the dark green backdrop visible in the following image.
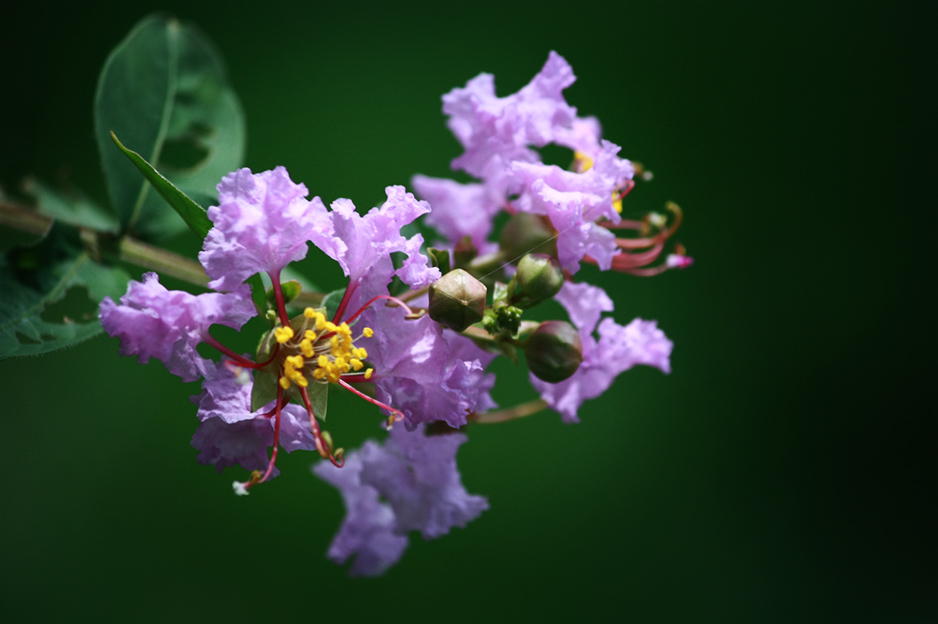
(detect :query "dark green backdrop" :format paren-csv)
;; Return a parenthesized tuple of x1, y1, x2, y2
(1, 2, 934, 622)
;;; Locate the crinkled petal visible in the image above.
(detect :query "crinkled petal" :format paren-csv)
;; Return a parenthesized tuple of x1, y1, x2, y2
(191, 416, 275, 475)
(313, 453, 408, 576)
(555, 282, 613, 335)
(99, 273, 255, 382)
(532, 319, 673, 423)
(317, 187, 439, 310)
(359, 426, 488, 540)
(532, 284, 673, 422)
(411, 175, 501, 250)
(368, 306, 492, 429)
(445, 52, 578, 188)
(199, 167, 333, 291)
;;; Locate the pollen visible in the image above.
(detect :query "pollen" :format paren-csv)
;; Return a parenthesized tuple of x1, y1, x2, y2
(304, 319, 375, 384)
(612, 191, 623, 214)
(274, 326, 294, 344)
(280, 354, 308, 388)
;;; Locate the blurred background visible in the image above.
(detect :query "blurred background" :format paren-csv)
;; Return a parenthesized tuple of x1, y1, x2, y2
(1, 1, 934, 622)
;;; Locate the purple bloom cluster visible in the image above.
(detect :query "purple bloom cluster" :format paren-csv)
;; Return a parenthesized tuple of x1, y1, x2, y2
(413, 51, 691, 276)
(99, 52, 689, 577)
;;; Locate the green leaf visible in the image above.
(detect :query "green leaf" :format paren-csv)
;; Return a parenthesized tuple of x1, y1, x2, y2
(307, 382, 328, 422)
(110, 131, 212, 239)
(0, 225, 130, 360)
(25, 179, 119, 234)
(95, 13, 245, 239)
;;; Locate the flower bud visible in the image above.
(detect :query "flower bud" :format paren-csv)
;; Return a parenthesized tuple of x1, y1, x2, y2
(428, 268, 487, 332)
(511, 253, 564, 308)
(498, 213, 557, 260)
(524, 321, 583, 383)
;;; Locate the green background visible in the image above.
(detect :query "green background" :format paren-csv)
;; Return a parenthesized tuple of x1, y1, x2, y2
(1, 1, 934, 622)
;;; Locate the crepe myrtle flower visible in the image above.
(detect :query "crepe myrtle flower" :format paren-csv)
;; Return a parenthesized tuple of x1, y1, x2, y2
(530, 281, 674, 423)
(314, 425, 488, 576)
(415, 51, 692, 277)
(100, 166, 494, 494)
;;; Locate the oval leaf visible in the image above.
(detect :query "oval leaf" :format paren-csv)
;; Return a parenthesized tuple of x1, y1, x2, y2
(95, 14, 245, 239)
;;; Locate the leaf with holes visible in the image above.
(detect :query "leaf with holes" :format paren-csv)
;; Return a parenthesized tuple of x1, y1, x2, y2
(0, 225, 130, 360)
(95, 13, 245, 239)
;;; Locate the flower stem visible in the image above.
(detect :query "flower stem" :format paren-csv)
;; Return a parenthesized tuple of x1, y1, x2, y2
(470, 399, 548, 424)
(1, 200, 325, 305)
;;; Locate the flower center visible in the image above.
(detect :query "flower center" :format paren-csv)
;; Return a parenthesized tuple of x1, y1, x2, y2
(275, 307, 373, 390)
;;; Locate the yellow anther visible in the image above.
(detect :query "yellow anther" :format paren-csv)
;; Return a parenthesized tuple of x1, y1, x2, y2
(350, 358, 363, 371)
(353, 347, 368, 360)
(315, 315, 327, 330)
(364, 368, 373, 380)
(304, 307, 317, 319)
(362, 327, 374, 338)
(304, 329, 316, 340)
(612, 191, 623, 214)
(274, 326, 294, 344)
(279, 377, 291, 389)
(301, 340, 314, 358)
(573, 150, 594, 173)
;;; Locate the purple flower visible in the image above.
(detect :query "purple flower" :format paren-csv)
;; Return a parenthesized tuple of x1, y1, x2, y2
(359, 425, 488, 540)
(443, 51, 578, 194)
(512, 141, 634, 273)
(313, 186, 440, 313)
(411, 175, 501, 252)
(315, 425, 487, 572)
(199, 166, 333, 292)
(366, 304, 495, 429)
(531, 282, 673, 423)
(313, 455, 409, 577)
(189, 359, 316, 473)
(99, 273, 255, 382)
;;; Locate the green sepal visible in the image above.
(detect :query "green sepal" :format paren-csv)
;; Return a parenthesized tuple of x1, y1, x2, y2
(110, 132, 212, 240)
(266, 280, 302, 309)
(493, 281, 511, 307)
(427, 247, 451, 275)
(307, 381, 329, 422)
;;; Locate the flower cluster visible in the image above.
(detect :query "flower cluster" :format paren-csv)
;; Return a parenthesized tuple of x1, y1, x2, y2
(99, 52, 689, 575)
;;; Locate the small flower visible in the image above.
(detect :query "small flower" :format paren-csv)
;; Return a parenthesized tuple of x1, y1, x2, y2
(314, 425, 487, 575)
(313, 453, 408, 576)
(530, 282, 673, 423)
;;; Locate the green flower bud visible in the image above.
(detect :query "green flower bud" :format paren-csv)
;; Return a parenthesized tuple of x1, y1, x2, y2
(524, 321, 583, 383)
(428, 268, 487, 332)
(499, 213, 557, 260)
(511, 253, 564, 308)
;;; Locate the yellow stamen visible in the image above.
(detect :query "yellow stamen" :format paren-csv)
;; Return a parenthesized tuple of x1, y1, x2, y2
(363, 327, 374, 338)
(274, 326, 294, 344)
